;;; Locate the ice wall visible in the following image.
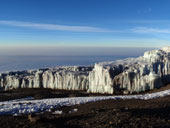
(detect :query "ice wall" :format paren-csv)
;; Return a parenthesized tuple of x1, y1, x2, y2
(0, 47, 170, 94)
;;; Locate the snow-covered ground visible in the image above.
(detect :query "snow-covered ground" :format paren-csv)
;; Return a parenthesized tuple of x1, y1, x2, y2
(0, 89, 170, 116)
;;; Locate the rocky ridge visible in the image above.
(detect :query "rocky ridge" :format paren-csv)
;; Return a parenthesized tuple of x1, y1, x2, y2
(0, 47, 170, 94)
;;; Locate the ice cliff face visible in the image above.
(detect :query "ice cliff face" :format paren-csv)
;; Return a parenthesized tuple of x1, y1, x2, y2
(0, 67, 91, 91)
(112, 47, 170, 94)
(0, 47, 170, 94)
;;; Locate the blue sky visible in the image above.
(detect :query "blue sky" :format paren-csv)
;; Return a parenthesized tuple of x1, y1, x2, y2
(0, 0, 170, 48)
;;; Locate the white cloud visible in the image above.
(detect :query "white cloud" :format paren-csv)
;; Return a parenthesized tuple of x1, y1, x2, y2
(130, 27, 170, 34)
(137, 7, 152, 14)
(0, 20, 113, 32)
(127, 20, 170, 24)
(1, 20, 170, 35)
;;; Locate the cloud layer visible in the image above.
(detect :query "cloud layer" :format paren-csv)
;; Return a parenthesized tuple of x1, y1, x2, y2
(1, 20, 170, 34)
(131, 27, 170, 34)
(0, 20, 112, 32)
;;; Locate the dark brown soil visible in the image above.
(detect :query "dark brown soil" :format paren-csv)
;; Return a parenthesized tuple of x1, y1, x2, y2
(1, 85, 170, 128)
(0, 88, 112, 101)
(1, 84, 170, 101)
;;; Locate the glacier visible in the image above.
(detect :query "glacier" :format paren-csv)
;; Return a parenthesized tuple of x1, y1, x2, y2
(0, 47, 170, 94)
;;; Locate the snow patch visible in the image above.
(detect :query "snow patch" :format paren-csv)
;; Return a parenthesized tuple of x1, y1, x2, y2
(0, 89, 170, 115)
(69, 108, 78, 114)
(52, 110, 63, 115)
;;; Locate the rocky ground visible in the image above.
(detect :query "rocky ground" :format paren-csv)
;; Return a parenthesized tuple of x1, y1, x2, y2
(1, 85, 170, 128)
